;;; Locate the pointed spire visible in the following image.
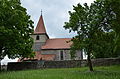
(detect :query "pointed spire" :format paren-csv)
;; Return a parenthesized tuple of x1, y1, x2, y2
(34, 12, 47, 34)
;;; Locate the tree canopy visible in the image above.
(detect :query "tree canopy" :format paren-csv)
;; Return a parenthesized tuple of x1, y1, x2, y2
(64, 0, 120, 71)
(0, 0, 34, 60)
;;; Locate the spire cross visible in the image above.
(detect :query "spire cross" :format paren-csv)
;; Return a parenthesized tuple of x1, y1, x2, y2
(41, 9, 42, 15)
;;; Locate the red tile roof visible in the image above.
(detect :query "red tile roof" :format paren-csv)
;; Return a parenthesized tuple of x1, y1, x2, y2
(41, 38, 72, 50)
(34, 15, 47, 34)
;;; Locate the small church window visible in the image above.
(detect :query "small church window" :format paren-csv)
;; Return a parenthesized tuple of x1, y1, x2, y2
(60, 50, 64, 60)
(36, 35, 39, 40)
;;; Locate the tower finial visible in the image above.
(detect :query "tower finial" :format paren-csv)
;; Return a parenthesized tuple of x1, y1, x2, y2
(35, 9, 46, 34)
(41, 9, 42, 15)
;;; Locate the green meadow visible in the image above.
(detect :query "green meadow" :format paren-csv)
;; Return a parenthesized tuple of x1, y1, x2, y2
(0, 65, 120, 79)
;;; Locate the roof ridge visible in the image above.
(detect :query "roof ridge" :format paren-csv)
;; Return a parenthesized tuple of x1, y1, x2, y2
(49, 38, 72, 40)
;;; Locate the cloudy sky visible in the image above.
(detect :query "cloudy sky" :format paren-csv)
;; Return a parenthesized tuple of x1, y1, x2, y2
(21, 0, 94, 38)
(1, 0, 95, 65)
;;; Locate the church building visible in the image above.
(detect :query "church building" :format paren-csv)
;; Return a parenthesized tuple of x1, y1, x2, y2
(31, 14, 83, 61)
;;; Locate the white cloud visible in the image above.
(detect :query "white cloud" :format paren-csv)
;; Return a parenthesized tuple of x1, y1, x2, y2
(21, 0, 94, 38)
(1, 0, 95, 64)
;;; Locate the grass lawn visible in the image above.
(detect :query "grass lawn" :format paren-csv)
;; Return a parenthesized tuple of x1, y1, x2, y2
(0, 65, 120, 79)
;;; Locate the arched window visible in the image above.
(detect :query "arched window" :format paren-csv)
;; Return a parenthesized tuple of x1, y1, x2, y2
(60, 50, 64, 60)
(36, 35, 39, 40)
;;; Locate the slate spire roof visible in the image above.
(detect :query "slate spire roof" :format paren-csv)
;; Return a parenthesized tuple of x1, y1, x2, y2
(34, 13, 47, 34)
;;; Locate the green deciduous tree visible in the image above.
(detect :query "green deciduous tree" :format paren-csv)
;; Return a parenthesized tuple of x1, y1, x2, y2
(105, 0, 120, 57)
(92, 31, 115, 58)
(0, 0, 34, 64)
(64, 0, 120, 71)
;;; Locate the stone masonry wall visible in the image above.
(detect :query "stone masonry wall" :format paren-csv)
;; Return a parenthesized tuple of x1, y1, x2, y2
(92, 58, 120, 66)
(7, 61, 44, 71)
(7, 58, 120, 71)
(44, 60, 86, 68)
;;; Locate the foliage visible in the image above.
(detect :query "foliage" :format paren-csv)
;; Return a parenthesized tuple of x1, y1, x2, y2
(0, 65, 120, 79)
(93, 0, 120, 58)
(0, 0, 34, 60)
(64, 0, 120, 71)
(92, 31, 115, 58)
(105, 0, 120, 57)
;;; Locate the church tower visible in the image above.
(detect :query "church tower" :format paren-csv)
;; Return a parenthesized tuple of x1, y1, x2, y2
(32, 13, 49, 52)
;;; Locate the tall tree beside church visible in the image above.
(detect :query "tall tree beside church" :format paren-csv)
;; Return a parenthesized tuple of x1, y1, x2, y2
(0, 0, 34, 63)
(64, 0, 120, 71)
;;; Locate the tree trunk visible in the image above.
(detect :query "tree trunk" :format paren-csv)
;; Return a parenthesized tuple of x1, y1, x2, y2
(87, 53, 93, 71)
(0, 46, 2, 71)
(0, 59, 1, 71)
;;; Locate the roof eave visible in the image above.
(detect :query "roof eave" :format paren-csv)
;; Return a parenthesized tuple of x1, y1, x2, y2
(41, 48, 70, 50)
(33, 33, 49, 39)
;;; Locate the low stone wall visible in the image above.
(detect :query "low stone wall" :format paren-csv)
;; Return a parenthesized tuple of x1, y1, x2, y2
(92, 58, 120, 66)
(0, 63, 1, 71)
(1, 65, 7, 71)
(7, 58, 120, 71)
(44, 60, 87, 68)
(7, 61, 44, 71)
